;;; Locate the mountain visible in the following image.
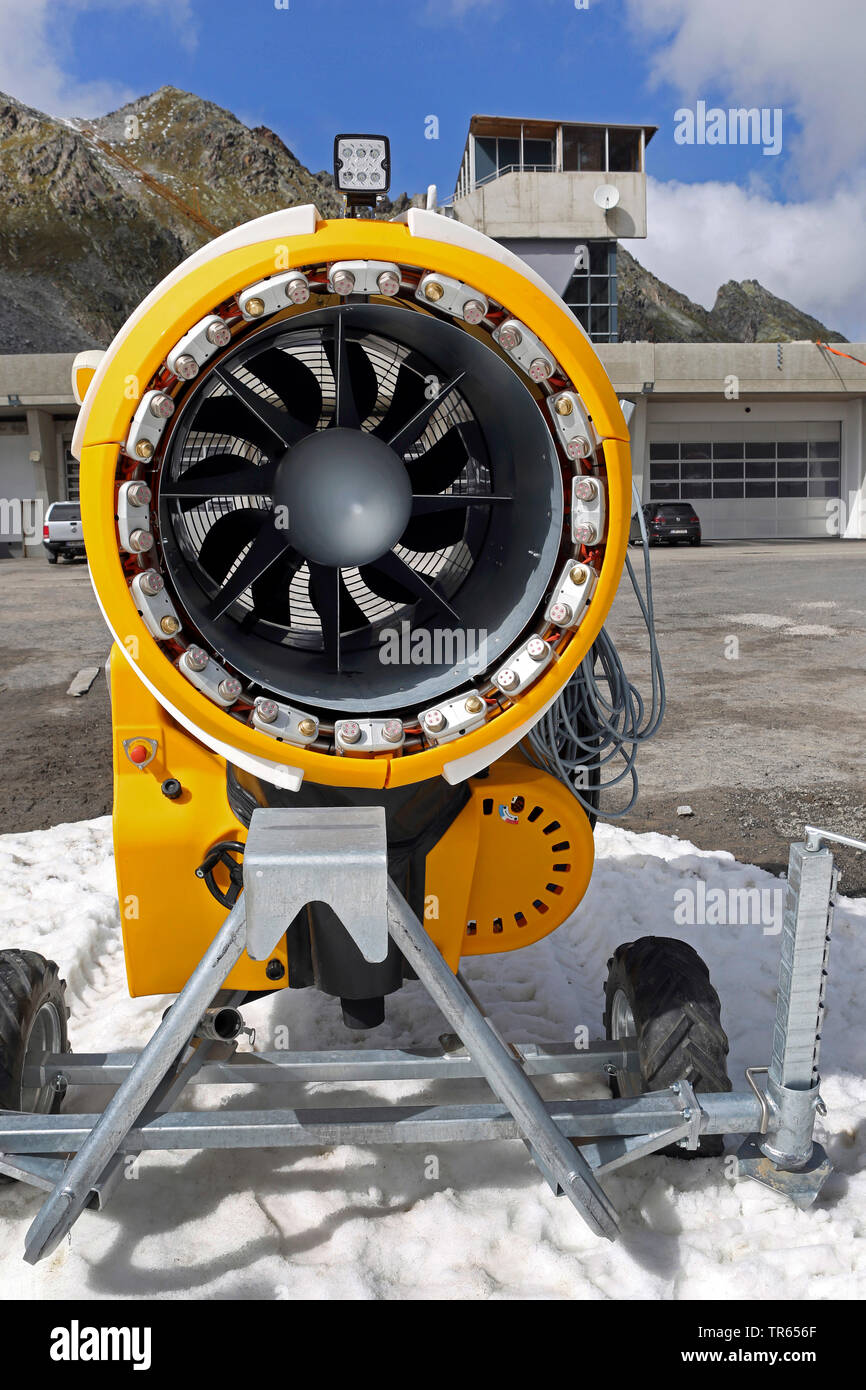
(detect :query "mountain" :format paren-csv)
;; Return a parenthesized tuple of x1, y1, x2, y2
(616, 245, 846, 344)
(0, 86, 847, 353)
(0, 87, 410, 354)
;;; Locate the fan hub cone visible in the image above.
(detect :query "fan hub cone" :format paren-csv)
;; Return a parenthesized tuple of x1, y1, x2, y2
(275, 427, 412, 567)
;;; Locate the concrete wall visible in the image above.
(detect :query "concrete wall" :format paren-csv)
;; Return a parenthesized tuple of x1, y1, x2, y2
(597, 343, 866, 539)
(453, 170, 647, 240)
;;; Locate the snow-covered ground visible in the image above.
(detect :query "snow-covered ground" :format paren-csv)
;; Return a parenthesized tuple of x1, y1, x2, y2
(0, 816, 863, 1300)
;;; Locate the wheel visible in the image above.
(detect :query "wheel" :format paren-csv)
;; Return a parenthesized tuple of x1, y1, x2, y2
(689, 537, 701, 546)
(47, 552, 58, 564)
(0, 951, 69, 1182)
(603, 936, 730, 1158)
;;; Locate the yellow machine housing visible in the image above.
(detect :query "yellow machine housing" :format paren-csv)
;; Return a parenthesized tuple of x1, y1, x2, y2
(76, 208, 630, 1006)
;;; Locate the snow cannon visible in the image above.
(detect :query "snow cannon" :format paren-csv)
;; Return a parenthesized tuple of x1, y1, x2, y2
(4, 145, 846, 1265)
(70, 197, 632, 1024)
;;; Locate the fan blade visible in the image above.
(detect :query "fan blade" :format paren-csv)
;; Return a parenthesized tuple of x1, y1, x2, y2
(198, 508, 269, 585)
(248, 347, 323, 428)
(308, 564, 341, 670)
(359, 550, 460, 623)
(373, 357, 430, 441)
(189, 397, 278, 458)
(162, 455, 277, 507)
(213, 365, 314, 448)
(386, 371, 465, 454)
(405, 422, 483, 494)
(206, 519, 290, 621)
(246, 546, 305, 627)
(325, 317, 379, 428)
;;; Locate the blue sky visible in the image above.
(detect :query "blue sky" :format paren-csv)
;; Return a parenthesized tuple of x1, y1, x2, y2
(51, 0, 798, 196)
(2, 0, 864, 336)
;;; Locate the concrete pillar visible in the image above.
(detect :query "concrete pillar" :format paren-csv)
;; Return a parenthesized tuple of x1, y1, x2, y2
(24, 409, 60, 557)
(840, 398, 865, 539)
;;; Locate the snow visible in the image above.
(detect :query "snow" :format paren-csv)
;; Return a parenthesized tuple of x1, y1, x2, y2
(0, 815, 864, 1301)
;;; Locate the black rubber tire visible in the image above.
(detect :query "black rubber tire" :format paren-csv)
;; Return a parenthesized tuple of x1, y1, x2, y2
(689, 537, 701, 547)
(0, 950, 69, 1183)
(47, 552, 58, 564)
(603, 936, 731, 1159)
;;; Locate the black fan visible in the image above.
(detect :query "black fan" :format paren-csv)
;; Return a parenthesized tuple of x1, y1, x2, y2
(157, 302, 563, 716)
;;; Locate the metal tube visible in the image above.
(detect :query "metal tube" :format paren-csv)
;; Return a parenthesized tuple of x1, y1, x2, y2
(23, 897, 247, 1266)
(0, 1092, 763, 1153)
(23, 1039, 640, 1088)
(385, 882, 620, 1240)
(760, 841, 834, 1168)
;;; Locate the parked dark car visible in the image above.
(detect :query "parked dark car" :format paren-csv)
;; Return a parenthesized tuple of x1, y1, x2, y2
(629, 501, 702, 546)
(43, 501, 86, 563)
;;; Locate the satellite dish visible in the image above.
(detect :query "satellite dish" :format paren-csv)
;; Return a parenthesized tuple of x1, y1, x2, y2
(593, 184, 620, 211)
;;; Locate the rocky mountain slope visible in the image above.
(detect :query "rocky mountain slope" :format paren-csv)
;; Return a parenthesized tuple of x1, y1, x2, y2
(0, 86, 846, 352)
(0, 87, 406, 353)
(617, 245, 846, 344)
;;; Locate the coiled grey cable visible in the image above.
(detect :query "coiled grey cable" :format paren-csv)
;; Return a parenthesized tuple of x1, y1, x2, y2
(523, 484, 665, 820)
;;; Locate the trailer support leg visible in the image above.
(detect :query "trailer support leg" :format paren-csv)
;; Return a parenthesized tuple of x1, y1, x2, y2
(386, 883, 620, 1240)
(737, 836, 837, 1206)
(23, 898, 248, 1265)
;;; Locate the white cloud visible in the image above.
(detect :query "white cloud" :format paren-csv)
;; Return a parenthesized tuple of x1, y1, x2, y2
(634, 176, 866, 341)
(625, 0, 866, 192)
(0, 0, 196, 118)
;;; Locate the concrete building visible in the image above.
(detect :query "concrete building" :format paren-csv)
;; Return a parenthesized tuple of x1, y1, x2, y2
(451, 113, 866, 541)
(0, 354, 79, 555)
(452, 115, 657, 345)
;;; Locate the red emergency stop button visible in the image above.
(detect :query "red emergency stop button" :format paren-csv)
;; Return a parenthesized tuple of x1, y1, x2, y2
(129, 744, 149, 764)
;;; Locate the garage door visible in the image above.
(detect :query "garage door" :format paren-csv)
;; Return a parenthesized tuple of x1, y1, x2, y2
(646, 422, 841, 540)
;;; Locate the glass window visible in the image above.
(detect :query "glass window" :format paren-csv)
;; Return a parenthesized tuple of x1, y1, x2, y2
(808, 458, 840, 479)
(713, 460, 744, 480)
(778, 480, 808, 497)
(809, 440, 840, 458)
(475, 138, 496, 183)
(681, 459, 711, 480)
(651, 483, 679, 501)
(712, 442, 744, 459)
(607, 128, 641, 172)
(746, 460, 776, 479)
(777, 460, 807, 479)
(745, 443, 775, 460)
(562, 125, 604, 172)
(650, 442, 678, 460)
(591, 305, 610, 337)
(564, 274, 589, 307)
(686, 482, 711, 499)
(590, 276, 610, 305)
(590, 241, 616, 275)
(777, 442, 808, 459)
(497, 137, 519, 172)
(713, 481, 744, 498)
(745, 481, 776, 498)
(523, 139, 553, 168)
(681, 443, 711, 459)
(809, 479, 839, 498)
(649, 463, 678, 482)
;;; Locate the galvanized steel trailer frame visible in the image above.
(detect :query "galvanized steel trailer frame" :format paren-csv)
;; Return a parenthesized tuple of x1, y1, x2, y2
(0, 810, 855, 1263)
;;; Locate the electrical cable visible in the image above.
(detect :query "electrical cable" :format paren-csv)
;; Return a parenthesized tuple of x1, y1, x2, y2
(522, 483, 665, 819)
